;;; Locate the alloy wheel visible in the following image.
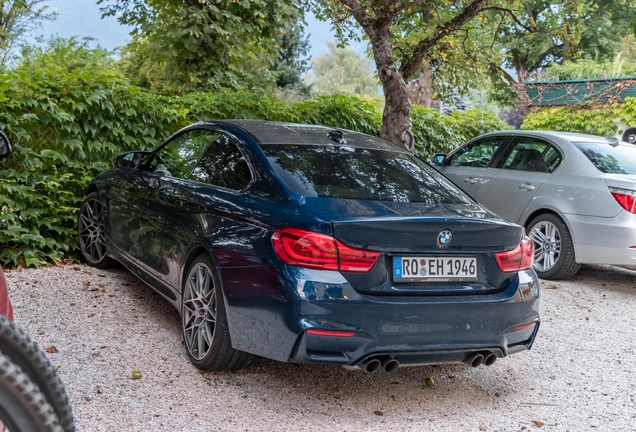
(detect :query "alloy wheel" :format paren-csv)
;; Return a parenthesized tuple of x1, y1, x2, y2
(182, 263, 216, 361)
(78, 198, 107, 264)
(528, 220, 562, 272)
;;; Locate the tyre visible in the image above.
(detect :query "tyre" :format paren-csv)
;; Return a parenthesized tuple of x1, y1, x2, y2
(78, 191, 115, 268)
(181, 254, 254, 371)
(527, 213, 580, 280)
(0, 350, 62, 432)
(0, 316, 74, 432)
(622, 128, 636, 144)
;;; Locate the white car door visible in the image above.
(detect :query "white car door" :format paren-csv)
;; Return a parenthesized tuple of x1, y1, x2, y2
(473, 137, 562, 224)
(441, 136, 510, 196)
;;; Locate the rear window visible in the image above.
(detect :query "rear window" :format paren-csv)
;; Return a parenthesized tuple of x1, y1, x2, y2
(575, 142, 636, 174)
(261, 144, 473, 204)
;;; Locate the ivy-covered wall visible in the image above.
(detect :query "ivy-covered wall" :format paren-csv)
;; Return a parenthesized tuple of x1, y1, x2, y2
(521, 97, 636, 135)
(0, 68, 507, 267)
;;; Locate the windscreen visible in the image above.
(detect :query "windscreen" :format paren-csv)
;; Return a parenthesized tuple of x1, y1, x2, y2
(261, 144, 473, 204)
(574, 142, 636, 174)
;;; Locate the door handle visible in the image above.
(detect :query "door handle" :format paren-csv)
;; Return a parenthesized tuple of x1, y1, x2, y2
(463, 177, 477, 184)
(519, 183, 536, 191)
(159, 188, 170, 199)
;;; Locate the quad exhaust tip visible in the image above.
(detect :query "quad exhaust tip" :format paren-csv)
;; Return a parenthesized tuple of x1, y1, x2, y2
(463, 351, 498, 367)
(357, 356, 401, 373)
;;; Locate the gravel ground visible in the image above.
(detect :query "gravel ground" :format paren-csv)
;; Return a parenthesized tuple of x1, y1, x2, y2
(5, 263, 636, 431)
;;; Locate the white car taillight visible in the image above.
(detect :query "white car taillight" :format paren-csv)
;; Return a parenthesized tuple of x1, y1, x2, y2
(609, 187, 636, 213)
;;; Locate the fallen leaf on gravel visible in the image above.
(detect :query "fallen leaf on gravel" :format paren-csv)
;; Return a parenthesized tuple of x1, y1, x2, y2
(585, 317, 589, 321)
(141, 332, 147, 335)
(88, 313, 95, 318)
(72, 267, 80, 271)
(98, 274, 106, 277)
(84, 396, 92, 402)
(532, 420, 544, 428)
(424, 377, 434, 387)
(46, 346, 58, 354)
(108, 294, 115, 297)
(96, 388, 102, 394)
(132, 368, 142, 380)
(549, 284, 557, 289)
(84, 281, 91, 287)
(479, 426, 486, 431)
(101, 289, 106, 293)
(549, 376, 555, 380)
(70, 303, 75, 306)
(373, 410, 383, 416)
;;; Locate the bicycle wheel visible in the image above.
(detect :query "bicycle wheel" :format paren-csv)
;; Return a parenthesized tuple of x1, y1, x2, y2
(0, 350, 62, 432)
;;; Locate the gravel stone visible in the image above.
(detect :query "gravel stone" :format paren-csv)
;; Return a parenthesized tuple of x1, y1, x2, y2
(5, 263, 636, 431)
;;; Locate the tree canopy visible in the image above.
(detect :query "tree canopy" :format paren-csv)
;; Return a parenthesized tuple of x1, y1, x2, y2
(99, 0, 303, 93)
(0, 0, 56, 68)
(304, 41, 379, 97)
(313, 0, 490, 149)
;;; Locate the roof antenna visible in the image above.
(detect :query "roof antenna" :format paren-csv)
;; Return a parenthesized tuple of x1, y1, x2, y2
(607, 137, 619, 147)
(328, 130, 346, 144)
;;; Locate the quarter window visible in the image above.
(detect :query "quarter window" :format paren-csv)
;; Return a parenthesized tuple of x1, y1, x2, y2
(448, 136, 508, 168)
(190, 134, 252, 190)
(536, 146, 562, 173)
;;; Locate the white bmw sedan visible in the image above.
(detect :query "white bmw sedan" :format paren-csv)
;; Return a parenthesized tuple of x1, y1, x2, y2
(433, 131, 636, 280)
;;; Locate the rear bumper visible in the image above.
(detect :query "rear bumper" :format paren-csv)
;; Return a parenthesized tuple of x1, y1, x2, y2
(568, 212, 636, 265)
(222, 264, 540, 366)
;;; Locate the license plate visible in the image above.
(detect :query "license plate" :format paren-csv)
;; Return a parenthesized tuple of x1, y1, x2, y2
(393, 256, 477, 282)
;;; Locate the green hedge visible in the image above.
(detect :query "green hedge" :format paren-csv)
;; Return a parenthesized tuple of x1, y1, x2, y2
(0, 68, 506, 267)
(521, 97, 636, 136)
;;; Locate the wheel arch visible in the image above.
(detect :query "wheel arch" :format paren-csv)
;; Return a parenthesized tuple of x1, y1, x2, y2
(522, 208, 569, 231)
(622, 127, 636, 143)
(180, 245, 218, 295)
(86, 183, 98, 195)
(523, 208, 578, 263)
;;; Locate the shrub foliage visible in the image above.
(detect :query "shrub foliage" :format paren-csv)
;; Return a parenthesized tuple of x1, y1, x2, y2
(0, 68, 506, 267)
(522, 98, 636, 136)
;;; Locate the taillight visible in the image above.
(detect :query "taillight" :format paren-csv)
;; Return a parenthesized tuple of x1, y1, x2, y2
(494, 237, 534, 273)
(272, 228, 380, 273)
(609, 187, 636, 213)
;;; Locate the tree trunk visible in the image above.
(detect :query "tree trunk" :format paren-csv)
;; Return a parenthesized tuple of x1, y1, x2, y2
(369, 29, 414, 150)
(514, 67, 532, 117)
(410, 59, 434, 108)
(380, 68, 414, 150)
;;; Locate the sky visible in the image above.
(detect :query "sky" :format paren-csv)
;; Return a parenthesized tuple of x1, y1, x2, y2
(34, 0, 350, 59)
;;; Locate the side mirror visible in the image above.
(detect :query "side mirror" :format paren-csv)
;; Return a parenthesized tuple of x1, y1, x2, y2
(432, 153, 446, 165)
(0, 131, 12, 160)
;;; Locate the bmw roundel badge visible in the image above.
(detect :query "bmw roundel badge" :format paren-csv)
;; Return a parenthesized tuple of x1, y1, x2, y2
(437, 230, 452, 248)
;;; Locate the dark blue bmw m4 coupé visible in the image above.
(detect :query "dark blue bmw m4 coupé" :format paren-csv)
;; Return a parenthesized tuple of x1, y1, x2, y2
(78, 120, 540, 372)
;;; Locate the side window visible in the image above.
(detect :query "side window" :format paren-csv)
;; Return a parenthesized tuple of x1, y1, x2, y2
(150, 130, 218, 179)
(536, 146, 562, 173)
(498, 137, 550, 171)
(190, 134, 252, 191)
(448, 136, 508, 167)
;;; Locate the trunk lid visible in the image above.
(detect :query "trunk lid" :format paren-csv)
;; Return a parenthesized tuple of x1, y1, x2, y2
(302, 197, 523, 252)
(301, 197, 525, 296)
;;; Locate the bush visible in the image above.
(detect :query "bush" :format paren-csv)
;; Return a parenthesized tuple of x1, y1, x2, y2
(521, 98, 636, 136)
(0, 68, 506, 267)
(411, 106, 509, 159)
